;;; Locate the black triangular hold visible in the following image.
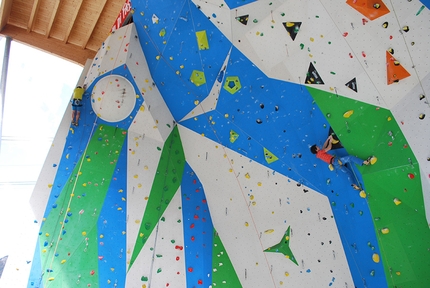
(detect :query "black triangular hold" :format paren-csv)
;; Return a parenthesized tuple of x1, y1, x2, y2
(328, 127, 343, 149)
(305, 63, 324, 84)
(345, 77, 358, 92)
(282, 22, 302, 41)
(236, 15, 249, 25)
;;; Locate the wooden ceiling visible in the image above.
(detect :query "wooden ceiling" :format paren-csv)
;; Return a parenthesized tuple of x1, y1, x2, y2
(0, 0, 125, 66)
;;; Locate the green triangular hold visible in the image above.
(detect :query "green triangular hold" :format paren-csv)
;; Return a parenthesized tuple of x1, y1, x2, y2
(264, 226, 298, 265)
(229, 130, 239, 143)
(213, 229, 242, 286)
(263, 147, 278, 164)
(128, 126, 185, 270)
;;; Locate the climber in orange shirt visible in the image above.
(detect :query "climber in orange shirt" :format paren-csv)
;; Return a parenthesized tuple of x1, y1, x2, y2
(310, 135, 374, 192)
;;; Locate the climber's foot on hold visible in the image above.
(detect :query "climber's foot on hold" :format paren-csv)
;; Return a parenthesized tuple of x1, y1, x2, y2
(352, 184, 361, 190)
(363, 156, 377, 165)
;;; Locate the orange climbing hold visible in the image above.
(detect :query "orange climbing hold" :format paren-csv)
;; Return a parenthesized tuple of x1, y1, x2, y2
(346, 0, 390, 20)
(386, 51, 410, 85)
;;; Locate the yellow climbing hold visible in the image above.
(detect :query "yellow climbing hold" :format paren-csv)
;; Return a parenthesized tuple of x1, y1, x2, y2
(257, 182, 262, 186)
(387, 116, 392, 121)
(343, 110, 354, 118)
(250, 195, 254, 200)
(396, 271, 401, 276)
(359, 190, 367, 198)
(393, 198, 402, 205)
(245, 222, 249, 227)
(196, 30, 209, 50)
(48, 184, 53, 188)
(245, 173, 251, 179)
(194, 100, 199, 105)
(372, 253, 380, 263)
(285, 235, 289, 241)
(381, 227, 390, 234)
(61, 259, 66, 264)
(156, 55, 160, 60)
(285, 272, 289, 277)
(229, 130, 239, 143)
(82, 231, 87, 236)
(48, 277, 55, 281)
(263, 147, 278, 164)
(264, 229, 274, 234)
(45, 233, 50, 237)
(286, 22, 295, 27)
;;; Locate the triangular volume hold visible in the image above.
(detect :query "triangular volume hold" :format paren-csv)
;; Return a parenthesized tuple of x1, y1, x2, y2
(235, 15, 249, 25)
(346, 0, 390, 20)
(345, 77, 358, 92)
(263, 147, 279, 164)
(282, 22, 302, 41)
(305, 63, 324, 84)
(386, 51, 410, 85)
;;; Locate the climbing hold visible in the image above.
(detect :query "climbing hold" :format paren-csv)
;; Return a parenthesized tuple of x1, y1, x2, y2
(285, 272, 289, 276)
(265, 229, 275, 234)
(359, 191, 367, 198)
(381, 227, 390, 234)
(282, 22, 302, 41)
(230, 130, 239, 143)
(419, 94, 426, 100)
(343, 110, 354, 118)
(264, 147, 279, 164)
(408, 173, 415, 179)
(190, 70, 206, 87)
(245, 173, 251, 179)
(419, 113, 425, 120)
(393, 198, 402, 205)
(223, 76, 241, 94)
(373, 3, 380, 9)
(196, 30, 209, 50)
(370, 270, 375, 276)
(388, 48, 394, 55)
(372, 253, 380, 263)
(256, 118, 262, 124)
(402, 26, 409, 32)
(305, 63, 324, 84)
(382, 22, 388, 28)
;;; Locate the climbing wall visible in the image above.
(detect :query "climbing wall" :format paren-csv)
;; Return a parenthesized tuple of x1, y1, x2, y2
(28, 0, 430, 288)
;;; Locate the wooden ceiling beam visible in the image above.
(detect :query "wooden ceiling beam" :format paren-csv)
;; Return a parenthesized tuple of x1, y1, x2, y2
(0, 0, 13, 31)
(81, 0, 108, 49)
(0, 24, 95, 66)
(46, 0, 60, 37)
(64, 0, 84, 43)
(27, 0, 40, 32)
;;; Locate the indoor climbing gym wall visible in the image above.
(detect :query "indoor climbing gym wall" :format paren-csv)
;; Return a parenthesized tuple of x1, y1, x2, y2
(28, 0, 430, 287)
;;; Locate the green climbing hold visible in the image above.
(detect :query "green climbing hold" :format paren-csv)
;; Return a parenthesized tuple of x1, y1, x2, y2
(157, 268, 162, 273)
(161, 217, 165, 222)
(300, 43, 304, 50)
(141, 276, 148, 281)
(263, 147, 279, 164)
(159, 28, 166, 37)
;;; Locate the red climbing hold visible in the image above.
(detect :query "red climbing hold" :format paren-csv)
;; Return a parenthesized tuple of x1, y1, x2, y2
(343, 32, 348, 37)
(90, 270, 95, 275)
(191, 236, 195, 241)
(176, 256, 180, 261)
(194, 214, 199, 219)
(190, 223, 195, 229)
(188, 267, 193, 272)
(408, 173, 415, 179)
(175, 245, 183, 250)
(198, 280, 203, 285)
